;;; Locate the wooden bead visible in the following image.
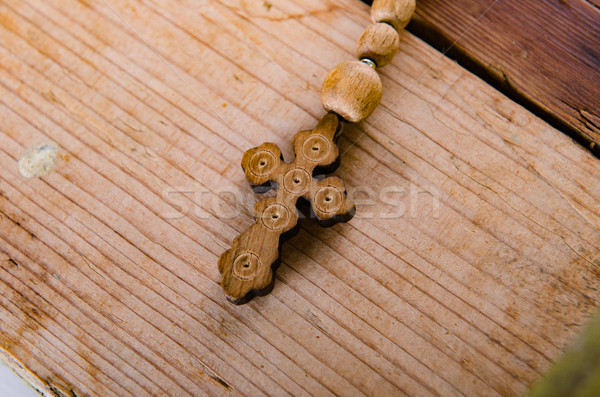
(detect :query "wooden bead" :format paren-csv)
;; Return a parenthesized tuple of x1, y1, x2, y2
(356, 23, 400, 67)
(371, 0, 416, 31)
(321, 61, 383, 123)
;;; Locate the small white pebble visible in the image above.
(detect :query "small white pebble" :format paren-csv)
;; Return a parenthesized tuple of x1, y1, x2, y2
(18, 143, 60, 178)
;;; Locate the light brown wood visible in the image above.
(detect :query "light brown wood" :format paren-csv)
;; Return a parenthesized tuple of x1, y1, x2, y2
(371, 0, 416, 31)
(356, 22, 400, 67)
(321, 61, 383, 122)
(219, 113, 354, 303)
(0, 0, 599, 396)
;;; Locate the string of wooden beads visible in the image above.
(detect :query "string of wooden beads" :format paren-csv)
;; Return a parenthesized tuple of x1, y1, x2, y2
(218, 0, 416, 304)
(322, 0, 415, 122)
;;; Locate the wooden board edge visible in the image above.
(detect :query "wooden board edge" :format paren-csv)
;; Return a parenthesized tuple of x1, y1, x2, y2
(404, 15, 600, 159)
(0, 347, 62, 397)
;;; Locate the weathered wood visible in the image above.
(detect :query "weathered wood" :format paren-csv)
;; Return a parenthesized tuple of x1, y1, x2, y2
(0, 0, 599, 396)
(407, 0, 600, 156)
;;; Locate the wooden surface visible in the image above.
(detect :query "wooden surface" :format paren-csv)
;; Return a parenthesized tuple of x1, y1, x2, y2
(407, 0, 600, 156)
(0, 0, 599, 395)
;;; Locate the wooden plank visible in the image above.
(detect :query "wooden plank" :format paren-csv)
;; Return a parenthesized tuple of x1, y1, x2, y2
(0, 0, 598, 395)
(405, 0, 600, 156)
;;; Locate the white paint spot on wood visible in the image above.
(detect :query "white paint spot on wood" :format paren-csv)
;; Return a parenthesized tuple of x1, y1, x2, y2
(18, 143, 60, 178)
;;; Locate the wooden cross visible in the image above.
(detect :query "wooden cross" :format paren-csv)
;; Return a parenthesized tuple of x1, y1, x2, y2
(218, 113, 355, 304)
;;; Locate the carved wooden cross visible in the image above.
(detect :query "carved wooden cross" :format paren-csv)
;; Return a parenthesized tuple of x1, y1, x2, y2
(218, 113, 355, 304)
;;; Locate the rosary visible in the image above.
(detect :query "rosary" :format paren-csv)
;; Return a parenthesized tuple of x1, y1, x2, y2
(218, 0, 415, 304)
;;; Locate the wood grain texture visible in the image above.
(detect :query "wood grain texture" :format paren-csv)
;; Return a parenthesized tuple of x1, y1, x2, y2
(0, 0, 599, 396)
(408, 0, 600, 156)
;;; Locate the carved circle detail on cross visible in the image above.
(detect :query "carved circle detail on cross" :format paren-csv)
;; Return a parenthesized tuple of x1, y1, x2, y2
(218, 113, 355, 304)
